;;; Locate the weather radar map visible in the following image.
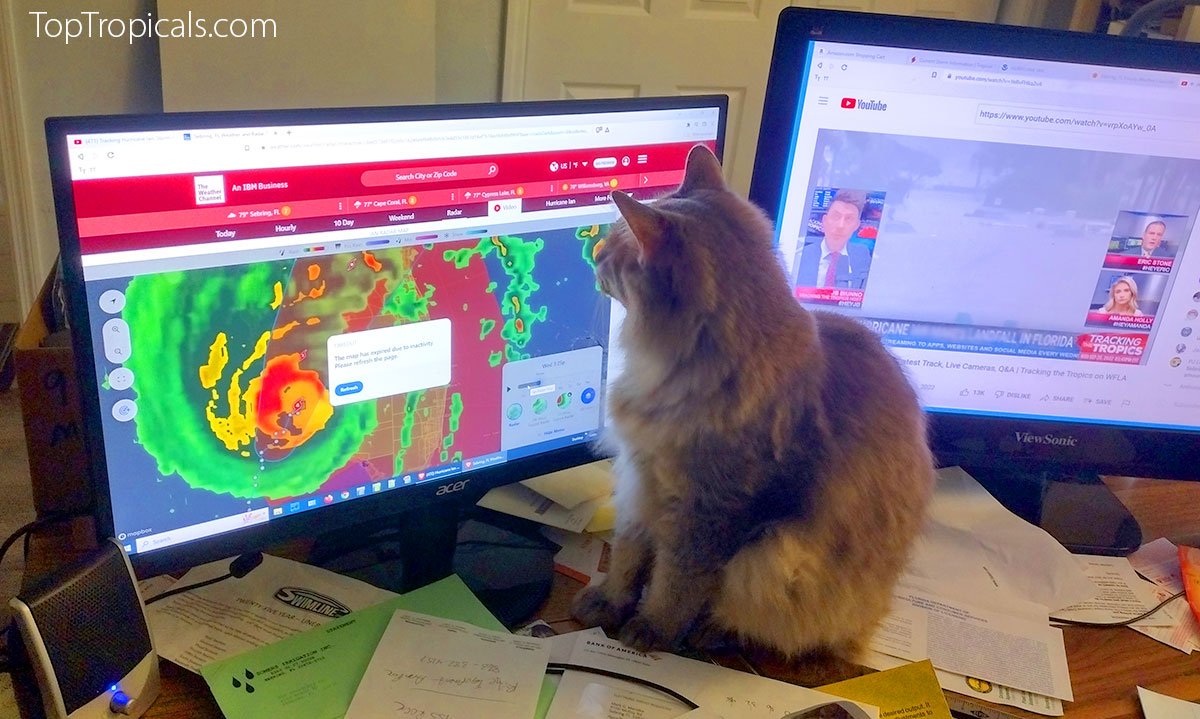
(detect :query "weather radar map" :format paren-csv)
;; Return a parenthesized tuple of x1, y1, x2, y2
(99, 224, 609, 533)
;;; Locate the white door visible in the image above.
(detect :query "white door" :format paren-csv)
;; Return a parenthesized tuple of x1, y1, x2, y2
(504, 0, 999, 196)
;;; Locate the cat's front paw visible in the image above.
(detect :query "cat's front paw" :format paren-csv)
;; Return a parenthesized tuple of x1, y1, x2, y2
(617, 614, 673, 653)
(572, 585, 634, 631)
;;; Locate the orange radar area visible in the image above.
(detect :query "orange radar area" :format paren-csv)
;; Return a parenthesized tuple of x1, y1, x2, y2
(254, 353, 333, 451)
(362, 251, 383, 272)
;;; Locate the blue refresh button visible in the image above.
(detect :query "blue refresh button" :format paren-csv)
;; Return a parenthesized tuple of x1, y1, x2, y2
(335, 381, 363, 396)
(581, 387, 596, 404)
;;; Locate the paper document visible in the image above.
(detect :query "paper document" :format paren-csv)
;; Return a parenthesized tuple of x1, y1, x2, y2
(522, 460, 613, 509)
(547, 670, 689, 719)
(201, 575, 503, 719)
(138, 574, 177, 599)
(1132, 538, 1187, 592)
(1139, 687, 1200, 719)
(478, 483, 605, 532)
(869, 583, 1073, 701)
(147, 553, 395, 672)
(565, 634, 876, 719)
(1051, 554, 1165, 625)
(543, 527, 611, 584)
(906, 467, 1096, 612)
(1129, 538, 1200, 653)
(346, 610, 550, 719)
(819, 660, 952, 719)
(859, 650, 1063, 717)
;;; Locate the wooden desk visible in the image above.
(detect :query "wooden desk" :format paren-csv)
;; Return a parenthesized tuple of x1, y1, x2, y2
(24, 477, 1200, 719)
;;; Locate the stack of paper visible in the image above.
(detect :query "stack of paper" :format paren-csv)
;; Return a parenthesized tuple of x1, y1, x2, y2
(543, 631, 877, 719)
(477, 459, 616, 583)
(1127, 538, 1200, 654)
(196, 575, 879, 719)
(860, 467, 1101, 716)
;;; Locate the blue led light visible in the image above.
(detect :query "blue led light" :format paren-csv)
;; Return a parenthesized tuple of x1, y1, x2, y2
(109, 684, 118, 692)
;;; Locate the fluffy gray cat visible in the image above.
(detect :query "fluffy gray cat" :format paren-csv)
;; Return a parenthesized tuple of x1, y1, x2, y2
(573, 145, 935, 662)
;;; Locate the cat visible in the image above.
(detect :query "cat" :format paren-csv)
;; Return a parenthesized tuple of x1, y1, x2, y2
(572, 145, 935, 662)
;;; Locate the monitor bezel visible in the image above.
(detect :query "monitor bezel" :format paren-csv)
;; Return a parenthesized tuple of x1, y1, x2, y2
(47, 95, 728, 577)
(747, 8, 1200, 479)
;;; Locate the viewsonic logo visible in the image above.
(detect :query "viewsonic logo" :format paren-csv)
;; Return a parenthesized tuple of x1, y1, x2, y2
(1014, 431, 1079, 447)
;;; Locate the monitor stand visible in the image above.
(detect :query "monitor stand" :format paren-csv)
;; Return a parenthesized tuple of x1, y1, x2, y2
(306, 504, 558, 627)
(962, 464, 1143, 556)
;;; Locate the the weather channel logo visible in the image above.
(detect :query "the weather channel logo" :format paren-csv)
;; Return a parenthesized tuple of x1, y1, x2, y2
(194, 175, 225, 205)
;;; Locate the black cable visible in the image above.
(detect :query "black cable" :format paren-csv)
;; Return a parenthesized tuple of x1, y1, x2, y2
(143, 552, 264, 606)
(1050, 590, 1185, 628)
(0, 511, 87, 568)
(545, 662, 699, 709)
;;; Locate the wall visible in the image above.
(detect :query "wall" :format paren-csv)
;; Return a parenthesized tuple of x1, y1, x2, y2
(157, 0, 436, 111)
(436, 0, 505, 104)
(1, 0, 162, 317)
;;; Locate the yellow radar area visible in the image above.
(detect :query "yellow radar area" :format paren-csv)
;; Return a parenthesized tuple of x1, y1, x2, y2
(591, 238, 606, 261)
(199, 333, 229, 389)
(203, 330, 270, 451)
(270, 281, 283, 310)
(490, 236, 508, 257)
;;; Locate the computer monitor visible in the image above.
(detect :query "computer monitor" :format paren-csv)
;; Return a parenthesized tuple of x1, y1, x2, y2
(47, 97, 726, 578)
(749, 9, 1200, 553)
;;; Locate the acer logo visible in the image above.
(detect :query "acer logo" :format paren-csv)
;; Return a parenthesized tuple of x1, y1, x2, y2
(1014, 431, 1079, 447)
(435, 479, 470, 496)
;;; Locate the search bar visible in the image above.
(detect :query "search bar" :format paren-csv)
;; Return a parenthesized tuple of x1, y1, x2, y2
(361, 162, 499, 187)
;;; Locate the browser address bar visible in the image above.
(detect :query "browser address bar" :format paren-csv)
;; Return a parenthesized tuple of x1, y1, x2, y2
(265, 126, 592, 153)
(976, 104, 1167, 136)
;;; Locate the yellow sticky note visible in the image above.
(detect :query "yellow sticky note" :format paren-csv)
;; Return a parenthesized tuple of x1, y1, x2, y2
(819, 660, 952, 719)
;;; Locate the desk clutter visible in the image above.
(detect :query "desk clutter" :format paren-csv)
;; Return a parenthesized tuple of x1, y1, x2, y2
(20, 466, 1169, 719)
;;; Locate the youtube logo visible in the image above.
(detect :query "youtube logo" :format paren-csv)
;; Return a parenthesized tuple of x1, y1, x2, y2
(841, 98, 857, 109)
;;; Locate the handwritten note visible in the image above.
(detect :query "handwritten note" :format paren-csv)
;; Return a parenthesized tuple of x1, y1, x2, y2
(346, 610, 550, 719)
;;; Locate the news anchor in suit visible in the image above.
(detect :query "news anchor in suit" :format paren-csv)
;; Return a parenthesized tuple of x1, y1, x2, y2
(1122, 220, 1173, 258)
(794, 188, 873, 290)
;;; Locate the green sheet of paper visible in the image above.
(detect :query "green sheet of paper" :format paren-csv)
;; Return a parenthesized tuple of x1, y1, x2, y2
(200, 575, 503, 719)
(819, 660, 952, 719)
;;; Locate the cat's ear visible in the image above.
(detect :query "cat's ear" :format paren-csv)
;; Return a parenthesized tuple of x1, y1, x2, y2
(678, 144, 725, 195)
(611, 190, 665, 263)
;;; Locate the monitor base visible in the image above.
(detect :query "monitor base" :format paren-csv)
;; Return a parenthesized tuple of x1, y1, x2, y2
(962, 465, 1143, 556)
(307, 505, 556, 627)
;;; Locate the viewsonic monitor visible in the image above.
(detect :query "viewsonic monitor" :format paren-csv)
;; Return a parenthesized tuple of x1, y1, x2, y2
(47, 97, 725, 577)
(750, 8, 1200, 553)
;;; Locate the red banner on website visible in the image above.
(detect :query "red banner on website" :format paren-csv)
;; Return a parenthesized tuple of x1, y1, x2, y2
(795, 286, 865, 308)
(1077, 332, 1147, 365)
(70, 141, 707, 218)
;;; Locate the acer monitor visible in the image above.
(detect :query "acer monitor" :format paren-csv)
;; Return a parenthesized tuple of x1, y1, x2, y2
(47, 96, 726, 581)
(750, 8, 1200, 554)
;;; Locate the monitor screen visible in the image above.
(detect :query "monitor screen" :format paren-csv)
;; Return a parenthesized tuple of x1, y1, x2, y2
(755, 28, 1200, 438)
(49, 99, 724, 565)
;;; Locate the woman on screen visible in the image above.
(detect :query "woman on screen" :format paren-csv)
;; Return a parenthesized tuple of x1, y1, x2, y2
(1103, 276, 1145, 316)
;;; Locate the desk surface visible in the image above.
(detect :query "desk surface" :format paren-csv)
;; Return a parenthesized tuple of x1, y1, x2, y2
(25, 476, 1200, 719)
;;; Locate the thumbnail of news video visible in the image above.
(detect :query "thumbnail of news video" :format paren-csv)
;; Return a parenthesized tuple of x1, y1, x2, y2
(787, 129, 1199, 367)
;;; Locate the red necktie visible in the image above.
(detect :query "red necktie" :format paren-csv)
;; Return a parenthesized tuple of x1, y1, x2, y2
(825, 252, 839, 287)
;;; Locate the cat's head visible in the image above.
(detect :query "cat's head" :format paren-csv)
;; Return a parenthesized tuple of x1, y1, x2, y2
(593, 145, 782, 349)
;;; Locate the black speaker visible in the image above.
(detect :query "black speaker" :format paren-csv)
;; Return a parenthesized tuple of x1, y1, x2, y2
(7, 539, 159, 719)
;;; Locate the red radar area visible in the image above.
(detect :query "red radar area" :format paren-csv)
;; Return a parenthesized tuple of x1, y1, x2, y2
(256, 353, 334, 455)
(409, 241, 506, 465)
